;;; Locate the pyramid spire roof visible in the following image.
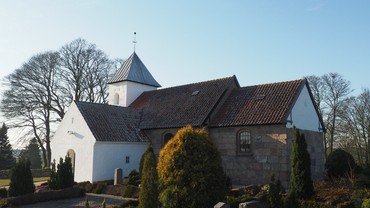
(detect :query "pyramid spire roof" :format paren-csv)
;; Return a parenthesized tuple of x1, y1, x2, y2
(108, 52, 161, 87)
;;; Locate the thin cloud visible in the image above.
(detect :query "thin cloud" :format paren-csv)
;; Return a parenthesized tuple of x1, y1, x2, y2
(307, 1, 326, 12)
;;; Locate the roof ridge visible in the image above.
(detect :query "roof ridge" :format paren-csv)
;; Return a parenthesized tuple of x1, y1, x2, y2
(146, 75, 236, 92)
(75, 101, 140, 111)
(239, 79, 305, 89)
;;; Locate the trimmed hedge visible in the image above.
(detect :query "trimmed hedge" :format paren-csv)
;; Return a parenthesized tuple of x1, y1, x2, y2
(0, 187, 85, 207)
(0, 188, 7, 199)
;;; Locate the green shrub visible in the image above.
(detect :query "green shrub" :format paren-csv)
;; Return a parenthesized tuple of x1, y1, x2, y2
(76, 181, 94, 193)
(48, 157, 74, 190)
(138, 147, 158, 208)
(85, 197, 90, 208)
(289, 128, 314, 199)
(56, 157, 74, 189)
(326, 149, 356, 178)
(267, 174, 284, 208)
(0, 188, 7, 198)
(157, 126, 227, 208)
(48, 160, 58, 190)
(93, 182, 107, 194)
(127, 170, 140, 186)
(362, 198, 370, 208)
(122, 185, 139, 198)
(0, 198, 10, 207)
(8, 158, 34, 197)
(139, 147, 151, 176)
(351, 189, 370, 208)
(336, 201, 355, 208)
(224, 195, 255, 208)
(121, 199, 139, 208)
(284, 192, 299, 208)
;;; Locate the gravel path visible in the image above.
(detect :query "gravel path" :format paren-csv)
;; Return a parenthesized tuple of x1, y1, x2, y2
(19, 193, 133, 208)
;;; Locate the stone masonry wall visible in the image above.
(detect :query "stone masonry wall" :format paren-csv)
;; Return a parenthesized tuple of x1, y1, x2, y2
(286, 128, 325, 181)
(142, 128, 180, 155)
(143, 125, 325, 188)
(209, 125, 290, 187)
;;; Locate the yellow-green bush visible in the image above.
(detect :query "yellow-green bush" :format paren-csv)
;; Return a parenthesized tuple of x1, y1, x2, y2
(157, 126, 227, 208)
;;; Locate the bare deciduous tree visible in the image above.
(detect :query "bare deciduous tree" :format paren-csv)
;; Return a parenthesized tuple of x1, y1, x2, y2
(1, 52, 62, 166)
(322, 73, 351, 154)
(1, 39, 117, 167)
(60, 38, 113, 103)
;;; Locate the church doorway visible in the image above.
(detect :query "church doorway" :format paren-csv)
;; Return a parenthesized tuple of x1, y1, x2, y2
(67, 149, 76, 174)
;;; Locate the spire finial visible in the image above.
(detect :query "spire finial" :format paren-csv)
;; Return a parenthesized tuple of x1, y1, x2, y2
(133, 32, 137, 52)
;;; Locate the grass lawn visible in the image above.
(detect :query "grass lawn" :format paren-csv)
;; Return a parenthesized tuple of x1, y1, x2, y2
(0, 177, 49, 187)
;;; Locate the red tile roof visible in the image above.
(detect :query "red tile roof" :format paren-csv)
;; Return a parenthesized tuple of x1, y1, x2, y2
(130, 76, 238, 129)
(210, 79, 305, 127)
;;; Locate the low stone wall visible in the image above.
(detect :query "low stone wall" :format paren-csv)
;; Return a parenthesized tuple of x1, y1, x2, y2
(0, 168, 50, 179)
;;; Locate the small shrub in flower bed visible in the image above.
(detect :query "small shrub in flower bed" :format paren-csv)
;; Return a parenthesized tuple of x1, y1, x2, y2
(362, 198, 370, 208)
(76, 180, 113, 194)
(119, 199, 138, 208)
(0, 188, 7, 198)
(122, 185, 139, 198)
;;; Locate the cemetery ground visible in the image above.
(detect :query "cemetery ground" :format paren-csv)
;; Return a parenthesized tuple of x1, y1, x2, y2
(0, 177, 49, 188)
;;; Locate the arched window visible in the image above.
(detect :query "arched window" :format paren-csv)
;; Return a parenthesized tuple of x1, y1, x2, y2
(163, 132, 174, 146)
(114, 93, 119, 105)
(67, 149, 76, 173)
(238, 130, 251, 153)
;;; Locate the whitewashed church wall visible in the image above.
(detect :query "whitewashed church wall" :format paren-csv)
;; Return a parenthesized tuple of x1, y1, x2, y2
(286, 85, 323, 132)
(50, 102, 96, 182)
(92, 142, 149, 182)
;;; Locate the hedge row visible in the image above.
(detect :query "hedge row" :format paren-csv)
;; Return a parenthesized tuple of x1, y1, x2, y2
(0, 168, 50, 179)
(0, 187, 84, 207)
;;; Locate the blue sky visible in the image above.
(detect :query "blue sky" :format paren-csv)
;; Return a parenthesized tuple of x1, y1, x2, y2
(1, 0, 369, 92)
(1, 0, 370, 147)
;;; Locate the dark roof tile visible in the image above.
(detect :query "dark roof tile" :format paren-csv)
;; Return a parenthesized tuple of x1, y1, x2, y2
(75, 101, 149, 142)
(130, 76, 237, 129)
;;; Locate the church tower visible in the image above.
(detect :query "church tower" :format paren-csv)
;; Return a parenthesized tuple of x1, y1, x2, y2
(108, 52, 161, 107)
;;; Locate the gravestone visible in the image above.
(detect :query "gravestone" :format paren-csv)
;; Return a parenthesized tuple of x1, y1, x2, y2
(214, 202, 230, 208)
(114, 168, 122, 185)
(239, 200, 267, 208)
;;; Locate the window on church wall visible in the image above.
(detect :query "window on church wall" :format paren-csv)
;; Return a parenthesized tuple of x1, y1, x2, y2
(125, 156, 130, 163)
(163, 132, 174, 146)
(114, 93, 119, 105)
(238, 130, 251, 154)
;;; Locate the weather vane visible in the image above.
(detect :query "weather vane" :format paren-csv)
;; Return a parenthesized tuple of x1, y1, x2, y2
(133, 32, 137, 52)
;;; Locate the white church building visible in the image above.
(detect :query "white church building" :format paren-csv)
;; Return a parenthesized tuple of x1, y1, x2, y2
(51, 52, 160, 182)
(51, 52, 325, 185)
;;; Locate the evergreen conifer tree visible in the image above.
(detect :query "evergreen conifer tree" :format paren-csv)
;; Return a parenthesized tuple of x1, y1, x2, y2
(20, 138, 42, 169)
(288, 127, 314, 199)
(138, 146, 159, 208)
(56, 156, 74, 189)
(0, 123, 15, 170)
(267, 173, 284, 208)
(48, 159, 58, 189)
(8, 158, 34, 196)
(48, 157, 74, 190)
